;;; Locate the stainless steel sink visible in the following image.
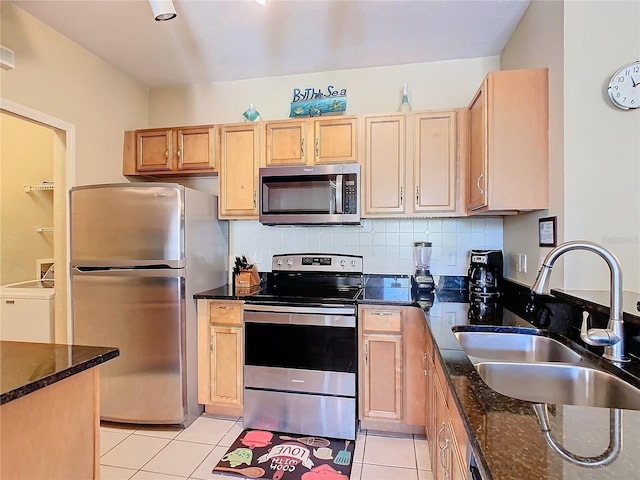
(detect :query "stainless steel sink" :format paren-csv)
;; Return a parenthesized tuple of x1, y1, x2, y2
(453, 330, 583, 363)
(475, 362, 640, 410)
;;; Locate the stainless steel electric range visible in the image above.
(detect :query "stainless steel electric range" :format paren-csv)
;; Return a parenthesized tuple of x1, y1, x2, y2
(243, 253, 363, 440)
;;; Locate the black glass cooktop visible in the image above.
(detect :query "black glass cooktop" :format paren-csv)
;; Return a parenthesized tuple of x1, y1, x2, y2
(245, 271, 363, 305)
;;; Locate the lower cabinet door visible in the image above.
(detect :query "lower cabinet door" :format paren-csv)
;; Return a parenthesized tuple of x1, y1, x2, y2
(210, 325, 243, 407)
(362, 333, 403, 420)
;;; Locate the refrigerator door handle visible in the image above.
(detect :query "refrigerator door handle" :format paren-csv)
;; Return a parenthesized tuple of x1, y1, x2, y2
(72, 267, 185, 277)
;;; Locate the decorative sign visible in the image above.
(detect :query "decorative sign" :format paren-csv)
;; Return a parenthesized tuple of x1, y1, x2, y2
(290, 85, 347, 118)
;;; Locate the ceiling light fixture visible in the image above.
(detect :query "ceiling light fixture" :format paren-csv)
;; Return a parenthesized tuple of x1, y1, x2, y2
(149, 0, 177, 21)
(256, 0, 267, 5)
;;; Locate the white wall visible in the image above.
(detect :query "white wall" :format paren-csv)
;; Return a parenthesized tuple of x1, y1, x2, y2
(0, 2, 150, 185)
(150, 57, 500, 125)
(150, 56, 504, 275)
(563, 0, 640, 293)
(501, 0, 640, 294)
(501, 0, 565, 286)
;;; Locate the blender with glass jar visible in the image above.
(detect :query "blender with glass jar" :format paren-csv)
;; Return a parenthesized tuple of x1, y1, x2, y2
(412, 242, 435, 298)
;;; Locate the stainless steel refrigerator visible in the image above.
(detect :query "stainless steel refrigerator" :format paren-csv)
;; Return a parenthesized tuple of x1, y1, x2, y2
(71, 183, 228, 427)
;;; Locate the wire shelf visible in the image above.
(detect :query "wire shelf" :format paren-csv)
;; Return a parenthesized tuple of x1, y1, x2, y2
(24, 183, 54, 192)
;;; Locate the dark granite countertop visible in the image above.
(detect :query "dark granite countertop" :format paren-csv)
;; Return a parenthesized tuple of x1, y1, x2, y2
(1, 341, 119, 405)
(194, 274, 468, 305)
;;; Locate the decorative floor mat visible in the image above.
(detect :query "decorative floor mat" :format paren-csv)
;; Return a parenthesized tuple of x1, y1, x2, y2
(213, 429, 355, 480)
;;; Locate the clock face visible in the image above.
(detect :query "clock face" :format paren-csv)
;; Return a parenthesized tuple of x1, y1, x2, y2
(607, 61, 640, 110)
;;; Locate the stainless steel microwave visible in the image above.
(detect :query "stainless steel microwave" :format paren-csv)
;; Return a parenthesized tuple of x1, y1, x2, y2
(259, 164, 361, 225)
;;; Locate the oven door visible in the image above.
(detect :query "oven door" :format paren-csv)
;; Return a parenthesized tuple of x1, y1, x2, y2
(243, 306, 356, 397)
(243, 304, 358, 439)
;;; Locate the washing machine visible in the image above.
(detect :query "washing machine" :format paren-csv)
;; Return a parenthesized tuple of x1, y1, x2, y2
(1, 279, 55, 342)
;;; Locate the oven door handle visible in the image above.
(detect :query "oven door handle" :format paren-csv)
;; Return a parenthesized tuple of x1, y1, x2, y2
(244, 310, 356, 328)
(244, 304, 355, 316)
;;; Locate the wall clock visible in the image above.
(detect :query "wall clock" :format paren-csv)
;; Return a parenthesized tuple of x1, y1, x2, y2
(607, 60, 640, 110)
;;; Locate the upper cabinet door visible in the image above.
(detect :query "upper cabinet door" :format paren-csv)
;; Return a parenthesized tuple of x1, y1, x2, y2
(467, 83, 488, 211)
(176, 126, 215, 171)
(314, 117, 358, 164)
(137, 130, 173, 172)
(467, 69, 549, 214)
(413, 111, 457, 213)
(265, 120, 308, 166)
(362, 114, 406, 216)
(219, 123, 261, 218)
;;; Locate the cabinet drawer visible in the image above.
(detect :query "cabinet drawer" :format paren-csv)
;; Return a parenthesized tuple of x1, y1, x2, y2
(208, 301, 242, 326)
(362, 308, 402, 333)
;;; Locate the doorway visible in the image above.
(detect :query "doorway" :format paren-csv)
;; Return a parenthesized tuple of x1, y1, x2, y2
(0, 99, 75, 343)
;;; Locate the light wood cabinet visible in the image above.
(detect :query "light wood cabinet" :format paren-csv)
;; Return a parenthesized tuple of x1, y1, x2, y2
(362, 110, 465, 218)
(218, 122, 261, 219)
(467, 68, 549, 214)
(264, 116, 357, 166)
(197, 299, 244, 416)
(412, 111, 462, 214)
(360, 306, 403, 422)
(359, 305, 427, 434)
(123, 125, 217, 176)
(362, 114, 406, 215)
(425, 323, 470, 480)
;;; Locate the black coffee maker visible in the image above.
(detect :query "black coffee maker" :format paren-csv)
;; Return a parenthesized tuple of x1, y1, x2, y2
(468, 250, 504, 323)
(468, 250, 503, 299)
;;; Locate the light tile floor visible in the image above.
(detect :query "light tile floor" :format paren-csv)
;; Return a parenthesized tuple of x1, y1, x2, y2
(100, 415, 433, 480)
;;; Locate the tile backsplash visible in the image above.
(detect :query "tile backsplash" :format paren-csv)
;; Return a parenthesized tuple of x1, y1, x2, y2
(231, 217, 503, 275)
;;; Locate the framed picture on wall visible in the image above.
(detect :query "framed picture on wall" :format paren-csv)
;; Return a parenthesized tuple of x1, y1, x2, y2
(539, 216, 557, 247)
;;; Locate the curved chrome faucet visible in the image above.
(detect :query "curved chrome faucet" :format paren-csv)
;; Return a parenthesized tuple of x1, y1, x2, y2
(531, 240, 629, 363)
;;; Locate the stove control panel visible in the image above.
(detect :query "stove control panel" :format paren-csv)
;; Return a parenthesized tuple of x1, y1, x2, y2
(272, 254, 363, 273)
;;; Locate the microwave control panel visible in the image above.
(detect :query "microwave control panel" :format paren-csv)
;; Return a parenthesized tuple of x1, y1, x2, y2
(344, 179, 357, 214)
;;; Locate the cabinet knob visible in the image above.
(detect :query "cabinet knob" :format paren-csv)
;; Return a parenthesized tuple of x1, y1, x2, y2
(165, 148, 170, 160)
(300, 138, 305, 157)
(315, 138, 319, 157)
(416, 186, 420, 204)
(400, 186, 404, 206)
(177, 147, 182, 164)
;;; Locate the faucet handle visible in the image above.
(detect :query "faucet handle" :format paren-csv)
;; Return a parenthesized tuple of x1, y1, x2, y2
(580, 311, 621, 347)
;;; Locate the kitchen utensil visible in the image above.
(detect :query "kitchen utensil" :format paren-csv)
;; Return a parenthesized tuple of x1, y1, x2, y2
(213, 466, 265, 478)
(333, 440, 351, 465)
(278, 435, 330, 447)
(313, 446, 334, 460)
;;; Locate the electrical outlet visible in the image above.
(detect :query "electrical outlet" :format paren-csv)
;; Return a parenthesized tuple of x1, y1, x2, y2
(515, 253, 528, 273)
(447, 252, 456, 266)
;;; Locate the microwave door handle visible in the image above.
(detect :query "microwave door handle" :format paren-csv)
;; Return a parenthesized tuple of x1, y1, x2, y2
(335, 174, 343, 213)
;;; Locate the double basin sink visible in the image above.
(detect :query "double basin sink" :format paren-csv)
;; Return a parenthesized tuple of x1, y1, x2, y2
(452, 327, 640, 410)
